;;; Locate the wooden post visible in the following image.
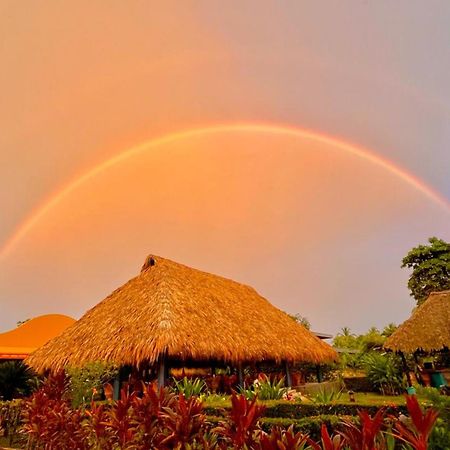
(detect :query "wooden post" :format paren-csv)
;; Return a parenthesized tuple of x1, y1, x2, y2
(157, 356, 167, 388)
(284, 361, 292, 388)
(400, 352, 413, 387)
(237, 363, 244, 387)
(316, 365, 322, 383)
(113, 375, 120, 400)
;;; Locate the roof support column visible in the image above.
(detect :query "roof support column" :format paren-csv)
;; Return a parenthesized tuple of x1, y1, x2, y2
(284, 361, 292, 388)
(316, 365, 322, 383)
(237, 363, 244, 387)
(113, 375, 120, 401)
(400, 352, 413, 387)
(157, 356, 168, 387)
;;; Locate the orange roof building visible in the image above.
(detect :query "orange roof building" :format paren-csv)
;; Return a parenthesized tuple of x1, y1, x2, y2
(0, 314, 75, 360)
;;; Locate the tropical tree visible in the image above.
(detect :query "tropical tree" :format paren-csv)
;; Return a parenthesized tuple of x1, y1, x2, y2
(333, 327, 358, 350)
(402, 237, 450, 305)
(286, 312, 311, 329)
(381, 323, 397, 338)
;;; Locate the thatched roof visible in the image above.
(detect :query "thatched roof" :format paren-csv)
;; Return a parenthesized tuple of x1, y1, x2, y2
(0, 314, 75, 360)
(384, 290, 450, 353)
(26, 255, 336, 372)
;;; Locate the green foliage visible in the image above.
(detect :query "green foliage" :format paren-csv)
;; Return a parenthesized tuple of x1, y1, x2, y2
(416, 387, 450, 450)
(362, 352, 404, 395)
(334, 327, 389, 354)
(0, 399, 24, 447)
(259, 415, 347, 440)
(381, 323, 398, 338)
(257, 376, 287, 401)
(286, 313, 311, 329)
(333, 327, 359, 350)
(239, 375, 287, 401)
(402, 236, 450, 305)
(429, 418, 450, 450)
(0, 361, 35, 401)
(172, 376, 208, 399)
(67, 361, 118, 407)
(312, 387, 343, 404)
(361, 327, 385, 351)
(205, 399, 407, 420)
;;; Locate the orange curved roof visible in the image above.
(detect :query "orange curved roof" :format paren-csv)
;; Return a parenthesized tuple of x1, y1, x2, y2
(0, 314, 75, 360)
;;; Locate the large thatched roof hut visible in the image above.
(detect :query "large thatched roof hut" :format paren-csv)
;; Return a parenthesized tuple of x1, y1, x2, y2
(384, 290, 450, 354)
(26, 255, 336, 376)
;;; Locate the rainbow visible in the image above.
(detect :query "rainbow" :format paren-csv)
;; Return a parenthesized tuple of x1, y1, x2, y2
(1, 123, 449, 260)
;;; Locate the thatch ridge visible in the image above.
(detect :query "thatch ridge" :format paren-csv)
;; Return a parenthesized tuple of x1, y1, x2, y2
(26, 255, 336, 372)
(384, 290, 450, 353)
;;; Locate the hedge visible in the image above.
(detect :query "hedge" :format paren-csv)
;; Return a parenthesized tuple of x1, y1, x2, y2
(204, 401, 407, 419)
(206, 415, 358, 441)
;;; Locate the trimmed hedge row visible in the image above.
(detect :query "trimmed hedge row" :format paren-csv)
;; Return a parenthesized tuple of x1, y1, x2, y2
(204, 402, 407, 419)
(206, 414, 357, 441)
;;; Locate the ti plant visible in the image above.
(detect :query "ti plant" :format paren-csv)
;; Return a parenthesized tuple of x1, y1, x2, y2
(258, 425, 310, 450)
(393, 395, 439, 450)
(216, 392, 266, 449)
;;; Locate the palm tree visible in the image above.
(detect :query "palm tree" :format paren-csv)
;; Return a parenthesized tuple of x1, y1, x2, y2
(340, 326, 353, 337)
(0, 361, 35, 400)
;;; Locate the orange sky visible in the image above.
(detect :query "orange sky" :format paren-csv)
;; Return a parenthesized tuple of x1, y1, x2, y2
(1, 128, 448, 334)
(1, 2, 450, 334)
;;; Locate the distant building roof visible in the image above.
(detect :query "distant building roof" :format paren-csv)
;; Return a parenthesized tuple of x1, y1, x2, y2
(384, 290, 450, 353)
(0, 314, 75, 360)
(313, 331, 333, 340)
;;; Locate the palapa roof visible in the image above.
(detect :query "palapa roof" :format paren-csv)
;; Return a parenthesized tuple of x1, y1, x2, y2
(0, 314, 75, 360)
(27, 255, 336, 373)
(384, 290, 450, 353)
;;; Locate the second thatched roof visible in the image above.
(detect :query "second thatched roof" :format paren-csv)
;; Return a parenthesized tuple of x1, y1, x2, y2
(384, 290, 450, 353)
(26, 255, 336, 373)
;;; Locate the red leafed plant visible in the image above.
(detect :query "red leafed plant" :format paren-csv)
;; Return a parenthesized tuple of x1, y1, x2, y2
(84, 400, 115, 450)
(393, 395, 439, 450)
(258, 425, 310, 450)
(216, 391, 266, 449)
(309, 424, 346, 450)
(158, 392, 206, 449)
(339, 408, 387, 450)
(103, 387, 137, 448)
(21, 372, 89, 449)
(130, 382, 176, 449)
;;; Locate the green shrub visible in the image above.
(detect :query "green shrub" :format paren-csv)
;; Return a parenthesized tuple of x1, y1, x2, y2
(362, 352, 404, 395)
(204, 400, 407, 419)
(0, 400, 25, 447)
(238, 375, 287, 401)
(429, 417, 450, 450)
(67, 361, 118, 407)
(259, 414, 354, 440)
(417, 387, 450, 450)
(312, 387, 343, 404)
(172, 376, 208, 398)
